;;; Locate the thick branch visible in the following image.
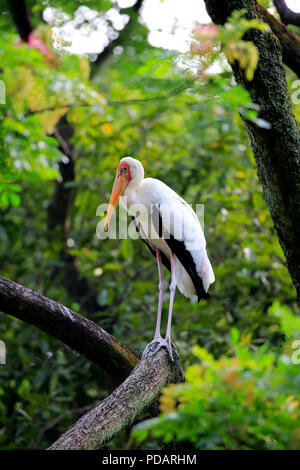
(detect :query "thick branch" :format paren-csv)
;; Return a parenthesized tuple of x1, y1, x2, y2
(274, 0, 300, 27)
(0, 275, 139, 382)
(48, 348, 184, 450)
(204, 0, 300, 299)
(258, 3, 300, 78)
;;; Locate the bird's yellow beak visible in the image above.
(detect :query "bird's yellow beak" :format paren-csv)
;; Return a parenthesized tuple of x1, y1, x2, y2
(104, 172, 129, 231)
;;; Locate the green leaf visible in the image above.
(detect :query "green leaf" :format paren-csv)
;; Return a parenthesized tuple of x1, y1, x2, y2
(230, 327, 240, 345)
(120, 238, 134, 260)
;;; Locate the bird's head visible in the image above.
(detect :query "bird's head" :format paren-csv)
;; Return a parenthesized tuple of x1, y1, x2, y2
(104, 157, 144, 231)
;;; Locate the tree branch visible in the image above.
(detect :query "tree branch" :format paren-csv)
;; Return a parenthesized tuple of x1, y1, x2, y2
(203, 0, 300, 299)
(0, 275, 139, 383)
(258, 3, 300, 78)
(274, 0, 300, 27)
(26, 89, 185, 116)
(48, 347, 184, 450)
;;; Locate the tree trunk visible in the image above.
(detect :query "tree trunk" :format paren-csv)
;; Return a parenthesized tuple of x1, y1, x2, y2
(204, 0, 300, 300)
(48, 348, 184, 450)
(274, 0, 300, 27)
(0, 275, 139, 383)
(258, 3, 300, 78)
(0, 275, 185, 449)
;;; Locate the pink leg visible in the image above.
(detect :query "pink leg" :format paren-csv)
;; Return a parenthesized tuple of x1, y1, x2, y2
(165, 250, 176, 357)
(143, 249, 176, 361)
(154, 248, 165, 339)
(142, 249, 165, 358)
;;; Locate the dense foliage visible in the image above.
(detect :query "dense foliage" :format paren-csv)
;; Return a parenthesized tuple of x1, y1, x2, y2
(0, 0, 298, 450)
(133, 305, 300, 449)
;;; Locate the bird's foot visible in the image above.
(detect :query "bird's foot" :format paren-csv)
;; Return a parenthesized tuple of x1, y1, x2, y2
(150, 337, 174, 361)
(142, 336, 163, 359)
(142, 336, 176, 361)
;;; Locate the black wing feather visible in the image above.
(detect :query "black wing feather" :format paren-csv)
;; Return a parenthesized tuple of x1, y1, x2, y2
(164, 234, 210, 301)
(131, 216, 171, 271)
(152, 205, 210, 302)
(132, 209, 210, 302)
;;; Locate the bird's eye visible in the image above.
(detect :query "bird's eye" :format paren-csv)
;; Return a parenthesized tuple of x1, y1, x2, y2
(119, 165, 129, 176)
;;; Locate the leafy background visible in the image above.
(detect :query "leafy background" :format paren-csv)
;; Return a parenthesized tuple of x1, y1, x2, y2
(0, 0, 299, 450)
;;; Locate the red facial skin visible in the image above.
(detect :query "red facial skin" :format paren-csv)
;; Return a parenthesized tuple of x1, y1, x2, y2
(117, 162, 132, 183)
(104, 162, 132, 230)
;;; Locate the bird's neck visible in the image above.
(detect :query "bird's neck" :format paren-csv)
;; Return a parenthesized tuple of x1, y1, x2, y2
(120, 184, 138, 212)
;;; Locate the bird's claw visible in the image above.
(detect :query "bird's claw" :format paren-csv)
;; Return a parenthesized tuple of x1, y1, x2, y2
(142, 336, 176, 361)
(142, 336, 162, 359)
(151, 338, 174, 361)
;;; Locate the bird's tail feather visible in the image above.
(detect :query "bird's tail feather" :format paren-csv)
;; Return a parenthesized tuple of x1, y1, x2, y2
(196, 249, 215, 292)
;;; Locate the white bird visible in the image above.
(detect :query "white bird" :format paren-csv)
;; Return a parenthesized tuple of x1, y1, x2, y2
(104, 157, 215, 360)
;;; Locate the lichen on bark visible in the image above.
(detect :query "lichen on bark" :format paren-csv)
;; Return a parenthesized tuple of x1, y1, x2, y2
(204, 0, 300, 300)
(48, 347, 184, 450)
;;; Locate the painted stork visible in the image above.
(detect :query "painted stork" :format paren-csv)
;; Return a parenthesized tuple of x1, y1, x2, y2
(104, 157, 215, 360)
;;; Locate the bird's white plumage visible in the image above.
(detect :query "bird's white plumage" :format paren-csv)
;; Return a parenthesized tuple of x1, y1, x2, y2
(119, 157, 215, 299)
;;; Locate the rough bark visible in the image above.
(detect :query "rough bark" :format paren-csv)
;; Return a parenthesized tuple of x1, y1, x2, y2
(0, 275, 185, 449)
(204, 0, 300, 299)
(0, 275, 139, 383)
(48, 347, 184, 450)
(258, 3, 300, 78)
(274, 0, 300, 27)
